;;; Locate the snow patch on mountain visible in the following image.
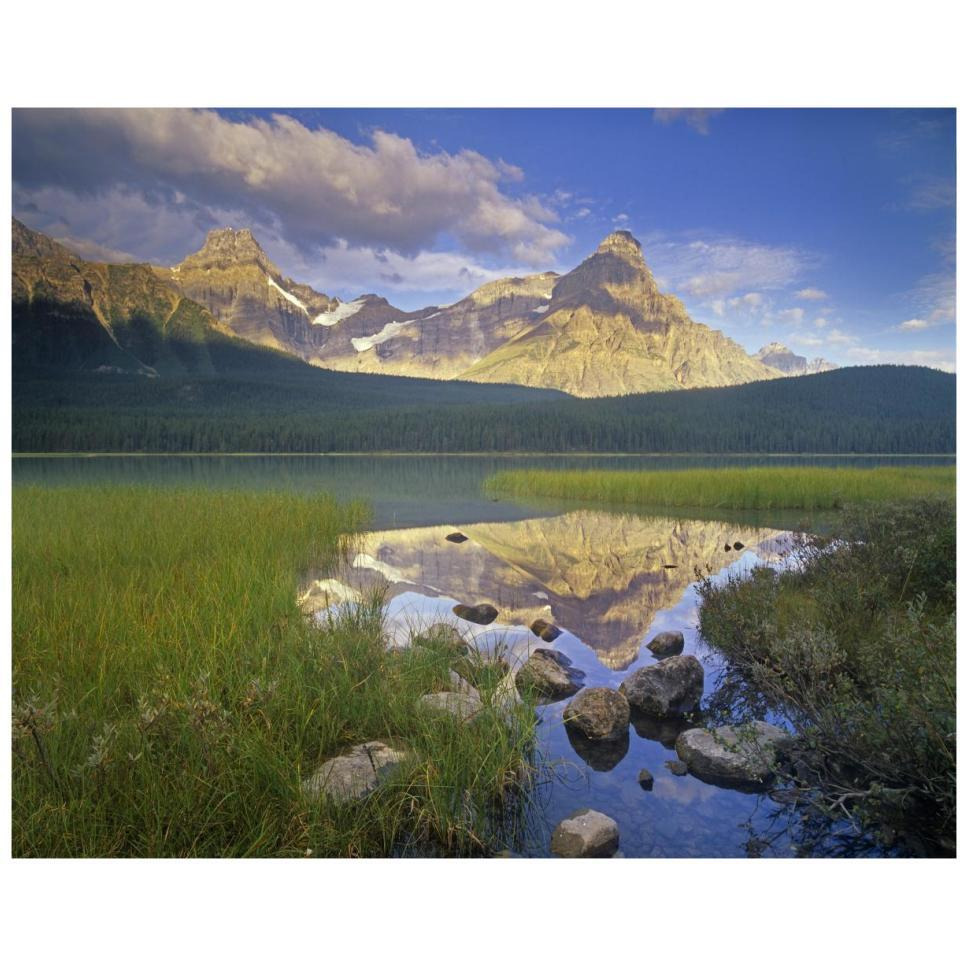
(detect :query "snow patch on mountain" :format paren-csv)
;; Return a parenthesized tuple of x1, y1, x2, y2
(351, 318, 419, 352)
(312, 298, 368, 326)
(267, 275, 308, 314)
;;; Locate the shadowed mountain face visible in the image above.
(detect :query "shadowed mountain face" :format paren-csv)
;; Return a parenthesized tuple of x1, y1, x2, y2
(13, 220, 238, 376)
(333, 511, 791, 670)
(754, 342, 837, 376)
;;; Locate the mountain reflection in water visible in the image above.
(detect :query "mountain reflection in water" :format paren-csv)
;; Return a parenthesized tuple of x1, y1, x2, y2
(311, 510, 792, 671)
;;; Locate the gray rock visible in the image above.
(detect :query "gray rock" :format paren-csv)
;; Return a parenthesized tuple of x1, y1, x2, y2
(550, 808, 620, 858)
(619, 655, 704, 718)
(302, 741, 407, 805)
(516, 649, 585, 699)
(563, 686, 630, 741)
(647, 630, 684, 657)
(452, 602, 498, 625)
(418, 690, 483, 722)
(637, 768, 654, 790)
(675, 721, 793, 790)
(530, 618, 562, 642)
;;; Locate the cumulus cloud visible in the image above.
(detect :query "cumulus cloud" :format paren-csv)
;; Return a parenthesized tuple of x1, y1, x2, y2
(780, 307, 805, 323)
(796, 287, 828, 300)
(653, 109, 725, 135)
(899, 318, 931, 331)
(12, 108, 569, 266)
(814, 316, 829, 328)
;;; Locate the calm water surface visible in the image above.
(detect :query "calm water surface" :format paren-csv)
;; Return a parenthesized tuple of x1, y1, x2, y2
(16, 454, 951, 856)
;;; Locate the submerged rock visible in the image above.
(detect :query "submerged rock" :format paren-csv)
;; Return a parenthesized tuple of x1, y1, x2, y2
(631, 712, 694, 749)
(676, 721, 793, 790)
(637, 768, 655, 790)
(665, 759, 688, 776)
(302, 741, 407, 805)
(445, 532, 469, 543)
(529, 618, 562, 642)
(516, 649, 585, 699)
(619, 655, 703, 718)
(550, 809, 620, 858)
(418, 690, 483, 722)
(646, 630, 684, 658)
(566, 725, 630, 772)
(452, 602, 499, 625)
(563, 687, 630, 741)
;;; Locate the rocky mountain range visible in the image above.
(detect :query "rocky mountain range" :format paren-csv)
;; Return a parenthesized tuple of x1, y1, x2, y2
(753, 341, 837, 376)
(13, 218, 837, 396)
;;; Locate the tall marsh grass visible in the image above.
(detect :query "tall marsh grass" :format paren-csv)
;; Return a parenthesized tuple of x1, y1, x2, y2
(485, 466, 956, 510)
(12, 487, 538, 857)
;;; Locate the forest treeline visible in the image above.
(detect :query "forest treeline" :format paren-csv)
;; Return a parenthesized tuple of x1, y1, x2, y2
(13, 364, 956, 454)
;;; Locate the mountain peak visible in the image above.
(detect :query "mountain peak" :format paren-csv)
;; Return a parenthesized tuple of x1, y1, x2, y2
(757, 341, 791, 357)
(597, 230, 644, 260)
(178, 226, 277, 273)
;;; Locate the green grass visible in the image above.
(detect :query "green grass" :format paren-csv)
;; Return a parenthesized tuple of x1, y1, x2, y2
(12, 487, 539, 857)
(697, 498, 956, 855)
(485, 466, 956, 510)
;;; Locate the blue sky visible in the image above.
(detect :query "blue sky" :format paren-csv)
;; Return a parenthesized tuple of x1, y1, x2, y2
(12, 108, 956, 369)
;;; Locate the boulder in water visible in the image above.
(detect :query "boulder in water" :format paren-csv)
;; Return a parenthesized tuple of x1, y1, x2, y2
(619, 655, 704, 718)
(550, 809, 620, 858)
(563, 687, 630, 741)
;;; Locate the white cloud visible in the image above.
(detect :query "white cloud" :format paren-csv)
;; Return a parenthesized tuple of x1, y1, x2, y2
(827, 329, 859, 346)
(572, 207, 591, 220)
(899, 318, 931, 331)
(793, 334, 825, 348)
(901, 175, 956, 211)
(814, 316, 829, 328)
(780, 307, 805, 323)
(13, 108, 569, 266)
(646, 235, 817, 301)
(844, 346, 956, 373)
(653, 109, 725, 135)
(796, 287, 828, 300)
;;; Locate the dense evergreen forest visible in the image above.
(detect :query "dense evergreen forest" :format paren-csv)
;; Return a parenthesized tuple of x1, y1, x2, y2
(13, 365, 956, 454)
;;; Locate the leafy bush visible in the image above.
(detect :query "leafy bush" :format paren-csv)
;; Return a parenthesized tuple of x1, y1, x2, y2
(697, 498, 956, 855)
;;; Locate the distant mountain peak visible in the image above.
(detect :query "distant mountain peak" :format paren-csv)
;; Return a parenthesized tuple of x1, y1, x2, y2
(178, 226, 276, 274)
(754, 341, 837, 376)
(597, 229, 644, 260)
(757, 341, 791, 357)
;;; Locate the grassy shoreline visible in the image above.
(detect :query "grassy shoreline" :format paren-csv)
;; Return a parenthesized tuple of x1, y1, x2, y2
(485, 466, 956, 510)
(12, 486, 537, 857)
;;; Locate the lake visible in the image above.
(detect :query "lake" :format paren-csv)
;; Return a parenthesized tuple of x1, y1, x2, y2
(15, 453, 954, 856)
